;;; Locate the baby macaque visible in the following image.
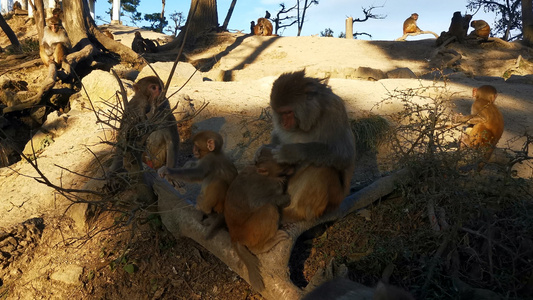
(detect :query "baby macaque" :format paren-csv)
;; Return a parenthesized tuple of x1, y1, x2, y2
(39, 16, 71, 67)
(158, 131, 237, 214)
(224, 146, 293, 291)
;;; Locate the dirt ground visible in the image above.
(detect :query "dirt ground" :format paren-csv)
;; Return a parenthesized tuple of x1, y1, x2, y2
(1, 14, 533, 300)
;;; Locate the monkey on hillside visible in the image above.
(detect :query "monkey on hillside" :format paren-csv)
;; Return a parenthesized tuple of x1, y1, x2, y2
(402, 13, 421, 36)
(224, 146, 293, 291)
(250, 21, 256, 34)
(253, 18, 273, 36)
(158, 131, 237, 214)
(269, 70, 356, 223)
(468, 20, 491, 40)
(110, 76, 180, 174)
(455, 85, 504, 169)
(39, 16, 71, 68)
(396, 13, 438, 41)
(131, 31, 158, 54)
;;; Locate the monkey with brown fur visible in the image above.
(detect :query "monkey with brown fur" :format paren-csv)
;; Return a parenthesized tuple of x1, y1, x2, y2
(132, 31, 146, 54)
(110, 76, 180, 174)
(455, 85, 504, 169)
(402, 13, 421, 36)
(269, 70, 356, 223)
(254, 18, 273, 36)
(158, 131, 237, 214)
(39, 16, 71, 68)
(224, 146, 293, 291)
(468, 20, 491, 40)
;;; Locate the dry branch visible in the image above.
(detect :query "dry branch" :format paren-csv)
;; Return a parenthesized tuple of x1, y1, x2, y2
(151, 167, 409, 299)
(395, 30, 439, 41)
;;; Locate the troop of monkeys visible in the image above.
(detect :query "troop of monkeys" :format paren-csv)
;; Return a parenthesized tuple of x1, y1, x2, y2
(402, 11, 491, 44)
(116, 70, 504, 292)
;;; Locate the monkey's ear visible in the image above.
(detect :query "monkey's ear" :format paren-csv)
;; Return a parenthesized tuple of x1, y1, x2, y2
(206, 139, 216, 152)
(472, 88, 478, 98)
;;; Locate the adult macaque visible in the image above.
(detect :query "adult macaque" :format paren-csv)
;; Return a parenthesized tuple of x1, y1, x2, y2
(39, 16, 71, 68)
(253, 18, 273, 36)
(110, 76, 179, 173)
(456, 85, 504, 167)
(269, 70, 356, 223)
(250, 21, 256, 34)
(131, 31, 158, 54)
(224, 147, 293, 291)
(158, 131, 237, 214)
(397, 13, 438, 41)
(469, 20, 491, 40)
(402, 13, 421, 36)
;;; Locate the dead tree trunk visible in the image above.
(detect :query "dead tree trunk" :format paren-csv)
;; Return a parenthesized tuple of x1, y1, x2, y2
(0, 13, 22, 52)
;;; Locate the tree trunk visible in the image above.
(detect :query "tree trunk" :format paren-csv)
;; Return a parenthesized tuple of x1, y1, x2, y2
(160, 0, 166, 33)
(522, 0, 533, 45)
(159, 0, 218, 51)
(221, 0, 237, 31)
(0, 13, 22, 52)
(184, 0, 218, 43)
(61, 0, 141, 67)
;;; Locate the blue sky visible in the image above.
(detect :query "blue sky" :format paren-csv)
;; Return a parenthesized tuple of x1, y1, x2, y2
(94, 1, 497, 41)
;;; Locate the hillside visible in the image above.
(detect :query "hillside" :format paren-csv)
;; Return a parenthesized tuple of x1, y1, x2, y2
(1, 16, 533, 300)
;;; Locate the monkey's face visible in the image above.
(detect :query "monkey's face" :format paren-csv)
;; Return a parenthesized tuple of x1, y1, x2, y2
(192, 143, 201, 159)
(275, 106, 297, 131)
(49, 23, 60, 33)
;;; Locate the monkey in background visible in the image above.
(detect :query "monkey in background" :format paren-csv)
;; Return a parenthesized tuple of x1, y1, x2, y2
(250, 21, 256, 34)
(269, 70, 356, 223)
(158, 131, 237, 214)
(468, 20, 491, 40)
(224, 146, 294, 291)
(131, 31, 158, 54)
(110, 76, 180, 174)
(253, 18, 273, 36)
(39, 16, 71, 68)
(402, 13, 421, 36)
(455, 85, 504, 169)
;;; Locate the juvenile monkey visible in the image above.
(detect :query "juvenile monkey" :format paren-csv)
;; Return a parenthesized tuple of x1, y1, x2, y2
(253, 18, 273, 36)
(158, 131, 237, 214)
(39, 16, 71, 67)
(110, 76, 180, 173)
(269, 70, 356, 223)
(456, 85, 504, 167)
(469, 20, 491, 40)
(397, 13, 438, 41)
(224, 147, 293, 291)
(402, 13, 421, 35)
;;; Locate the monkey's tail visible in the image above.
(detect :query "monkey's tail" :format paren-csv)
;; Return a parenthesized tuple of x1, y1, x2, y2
(233, 242, 265, 291)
